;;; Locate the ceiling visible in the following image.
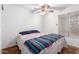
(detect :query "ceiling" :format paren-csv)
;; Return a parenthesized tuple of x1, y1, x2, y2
(12, 4, 70, 9)
(11, 4, 79, 13)
(10, 4, 79, 9)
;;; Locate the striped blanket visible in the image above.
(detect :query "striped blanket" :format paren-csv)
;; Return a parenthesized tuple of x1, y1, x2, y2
(24, 33, 64, 54)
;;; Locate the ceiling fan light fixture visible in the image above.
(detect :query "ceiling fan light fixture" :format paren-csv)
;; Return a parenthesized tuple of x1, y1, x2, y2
(32, 4, 67, 15)
(40, 12, 46, 15)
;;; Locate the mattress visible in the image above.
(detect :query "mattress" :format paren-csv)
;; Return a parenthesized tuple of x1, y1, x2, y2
(17, 33, 67, 54)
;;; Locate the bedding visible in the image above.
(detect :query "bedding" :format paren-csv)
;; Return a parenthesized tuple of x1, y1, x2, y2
(17, 33, 67, 54)
(24, 34, 63, 54)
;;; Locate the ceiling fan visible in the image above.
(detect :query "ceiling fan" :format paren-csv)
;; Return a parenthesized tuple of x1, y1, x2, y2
(31, 4, 67, 15)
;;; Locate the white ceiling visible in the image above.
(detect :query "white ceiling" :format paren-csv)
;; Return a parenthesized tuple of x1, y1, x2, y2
(12, 4, 70, 9)
(12, 4, 79, 12)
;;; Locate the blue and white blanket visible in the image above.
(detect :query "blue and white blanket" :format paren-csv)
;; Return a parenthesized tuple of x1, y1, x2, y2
(24, 33, 64, 54)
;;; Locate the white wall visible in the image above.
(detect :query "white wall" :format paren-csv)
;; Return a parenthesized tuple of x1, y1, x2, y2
(2, 4, 41, 49)
(41, 11, 58, 34)
(32, 14, 42, 31)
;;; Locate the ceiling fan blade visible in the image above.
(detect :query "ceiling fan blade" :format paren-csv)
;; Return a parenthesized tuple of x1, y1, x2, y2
(49, 6, 67, 11)
(32, 9, 41, 14)
(48, 10, 54, 12)
(31, 7, 41, 12)
(34, 8, 41, 10)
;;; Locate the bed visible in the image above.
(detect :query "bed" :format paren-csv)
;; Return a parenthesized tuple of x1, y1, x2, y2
(16, 30, 67, 54)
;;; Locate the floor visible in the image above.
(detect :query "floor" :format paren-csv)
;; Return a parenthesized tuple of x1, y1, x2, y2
(2, 45, 79, 54)
(60, 45, 79, 54)
(2, 45, 21, 54)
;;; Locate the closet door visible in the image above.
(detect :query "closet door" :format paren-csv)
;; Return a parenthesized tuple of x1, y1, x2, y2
(58, 14, 69, 36)
(69, 11, 79, 38)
